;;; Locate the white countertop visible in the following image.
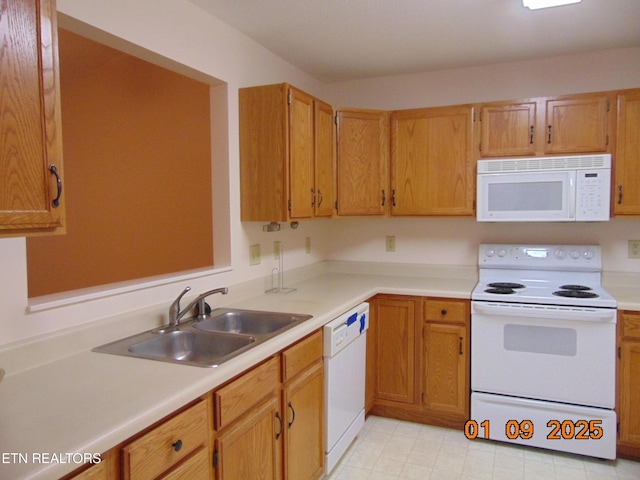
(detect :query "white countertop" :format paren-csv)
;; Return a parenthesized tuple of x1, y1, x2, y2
(0, 263, 476, 480)
(0, 262, 637, 480)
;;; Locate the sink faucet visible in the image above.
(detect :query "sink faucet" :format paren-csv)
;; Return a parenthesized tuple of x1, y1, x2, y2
(168, 286, 229, 327)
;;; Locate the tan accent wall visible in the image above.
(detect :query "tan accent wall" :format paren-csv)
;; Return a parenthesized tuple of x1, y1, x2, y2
(26, 29, 213, 297)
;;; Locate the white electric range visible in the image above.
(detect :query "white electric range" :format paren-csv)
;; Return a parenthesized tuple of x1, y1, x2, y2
(470, 244, 617, 459)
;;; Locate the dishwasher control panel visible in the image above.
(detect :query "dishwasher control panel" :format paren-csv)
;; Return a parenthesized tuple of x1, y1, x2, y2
(323, 302, 369, 357)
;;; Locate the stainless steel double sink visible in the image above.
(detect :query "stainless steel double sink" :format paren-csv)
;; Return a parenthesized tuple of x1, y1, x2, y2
(93, 308, 313, 367)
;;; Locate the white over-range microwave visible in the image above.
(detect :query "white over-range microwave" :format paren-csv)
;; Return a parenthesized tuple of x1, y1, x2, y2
(476, 154, 611, 222)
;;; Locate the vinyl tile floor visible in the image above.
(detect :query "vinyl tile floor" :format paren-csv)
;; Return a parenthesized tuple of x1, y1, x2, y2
(325, 416, 640, 480)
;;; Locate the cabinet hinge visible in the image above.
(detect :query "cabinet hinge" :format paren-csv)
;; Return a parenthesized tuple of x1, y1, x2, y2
(478, 141, 482, 152)
(607, 100, 611, 112)
(287, 90, 292, 105)
(618, 346, 622, 358)
(334, 112, 339, 125)
(606, 134, 609, 146)
(617, 422, 620, 435)
(422, 392, 425, 404)
(288, 199, 292, 211)
(335, 200, 338, 211)
(213, 449, 219, 468)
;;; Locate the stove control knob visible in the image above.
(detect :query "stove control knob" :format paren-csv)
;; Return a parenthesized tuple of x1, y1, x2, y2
(584, 249, 595, 260)
(570, 249, 581, 259)
(554, 249, 566, 259)
(485, 248, 495, 257)
(497, 248, 507, 257)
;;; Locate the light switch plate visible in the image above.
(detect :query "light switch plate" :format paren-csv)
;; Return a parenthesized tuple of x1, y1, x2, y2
(630, 240, 640, 259)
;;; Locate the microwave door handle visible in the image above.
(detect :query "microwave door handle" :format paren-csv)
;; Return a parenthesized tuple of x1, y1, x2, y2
(568, 173, 576, 219)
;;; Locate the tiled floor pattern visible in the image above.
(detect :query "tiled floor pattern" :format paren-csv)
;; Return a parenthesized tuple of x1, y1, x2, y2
(326, 416, 640, 480)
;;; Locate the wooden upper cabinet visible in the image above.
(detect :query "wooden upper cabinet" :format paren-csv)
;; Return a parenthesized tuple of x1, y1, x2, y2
(478, 92, 611, 158)
(391, 105, 474, 216)
(336, 109, 390, 216)
(239, 84, 333, 222)
(614, 89, 640, 215)
(314, 100, 334, 218)
(0, 0, 65, 234)
(479, 102, 536, 157)
(544, 93, 610, 154)
(288, 88, 315, 219)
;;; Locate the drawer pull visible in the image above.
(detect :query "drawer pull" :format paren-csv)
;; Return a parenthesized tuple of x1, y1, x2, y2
(441, 309, 447, 316)
(172, 439, 183, 452)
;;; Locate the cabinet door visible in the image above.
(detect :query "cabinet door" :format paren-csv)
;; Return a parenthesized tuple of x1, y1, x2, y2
(391, 106, 474, 215)
(614, 90, 640, 215)
(336, 110, 389, 216)
(423, 322, 467, 418)
(0, 0, 65, 233)
(314, 100, 334, 217)
(619, 341, 640, 446)
(545, 95, 609, 154)
(283, 362, 324, 480)
(288, 87, 315, 219)
(479, 102, 536, 157)
(216, 396, 282, 480)
(374, 298, 416, 404)
(239, 84, 288, 221)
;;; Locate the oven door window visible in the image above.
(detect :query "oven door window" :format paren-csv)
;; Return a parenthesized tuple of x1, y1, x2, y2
(504, 324, 576, 356)
(477, 171, 575, 221)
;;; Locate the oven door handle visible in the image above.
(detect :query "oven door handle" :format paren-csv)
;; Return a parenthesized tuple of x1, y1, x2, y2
(472, 303, 616, 323)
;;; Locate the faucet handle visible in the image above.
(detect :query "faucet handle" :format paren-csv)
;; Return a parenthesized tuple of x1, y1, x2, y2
(169, 286, 191, 324)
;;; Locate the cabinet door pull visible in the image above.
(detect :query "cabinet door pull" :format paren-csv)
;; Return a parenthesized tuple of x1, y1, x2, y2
(381, 189, 386, 206)
(547, 125, 552, 144)
(49, 165, 62, 208)
(172, 439, 183, 452)
(392, 189, 396, 207)
(287, 401, 296, 428)
(529, 125, 534, 144)
(317, 189, 323, 207)
(618, 185, 623, 205)
(459, 336, 463, 355)
(311, 188, 315, 207)
(275, 411, 283, 439)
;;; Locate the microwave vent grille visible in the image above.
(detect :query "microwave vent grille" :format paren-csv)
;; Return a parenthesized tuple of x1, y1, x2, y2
(478, 154, 611, 174)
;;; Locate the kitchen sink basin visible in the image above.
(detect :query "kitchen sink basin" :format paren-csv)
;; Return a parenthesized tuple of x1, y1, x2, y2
(93, 328, 255, 368)
(93, 308, 313, 367)
(194, 308, 312, 335)
(127, 330, 255, 366)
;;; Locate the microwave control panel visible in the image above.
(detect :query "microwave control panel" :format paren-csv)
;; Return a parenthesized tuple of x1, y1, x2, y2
(576, 169, 611, 221)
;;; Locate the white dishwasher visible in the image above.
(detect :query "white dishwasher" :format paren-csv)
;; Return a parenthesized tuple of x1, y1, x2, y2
(323, 302, 369, 474)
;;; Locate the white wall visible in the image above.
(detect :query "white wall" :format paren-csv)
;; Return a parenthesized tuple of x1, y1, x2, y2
(0, 0, 638, 347)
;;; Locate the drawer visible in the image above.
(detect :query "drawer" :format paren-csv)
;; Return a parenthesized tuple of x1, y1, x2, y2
(425, 299, 469, 324)
(282, 330, 323, 382)
(122, 399, 208, 480)
(214, 355, 280, 430)
(622, 312, 640, 340)
(160, 445, 209, 480)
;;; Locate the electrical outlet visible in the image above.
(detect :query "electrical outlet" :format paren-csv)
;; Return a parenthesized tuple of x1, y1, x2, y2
(305, 236, 311, 254)
(630, 240, 640, 259)
(274, 241, 281, 260)
(386, 235, 396, 252)
(249, 244, 261, 266)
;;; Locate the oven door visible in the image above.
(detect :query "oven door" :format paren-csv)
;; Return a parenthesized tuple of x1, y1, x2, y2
(471, 302, 616, 408)
(477, 170, 576, 221)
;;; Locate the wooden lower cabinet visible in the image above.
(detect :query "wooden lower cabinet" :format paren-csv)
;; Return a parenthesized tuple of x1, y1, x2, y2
(368, 295, 470, 429)
(214, 331, 325, 480)
(618, 311, 640, 460)
(283, 362, 324, 480)
(215, 395, 282, 480)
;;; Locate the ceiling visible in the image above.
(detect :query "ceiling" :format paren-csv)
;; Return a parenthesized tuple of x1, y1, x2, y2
(188, 0, 640, 82)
